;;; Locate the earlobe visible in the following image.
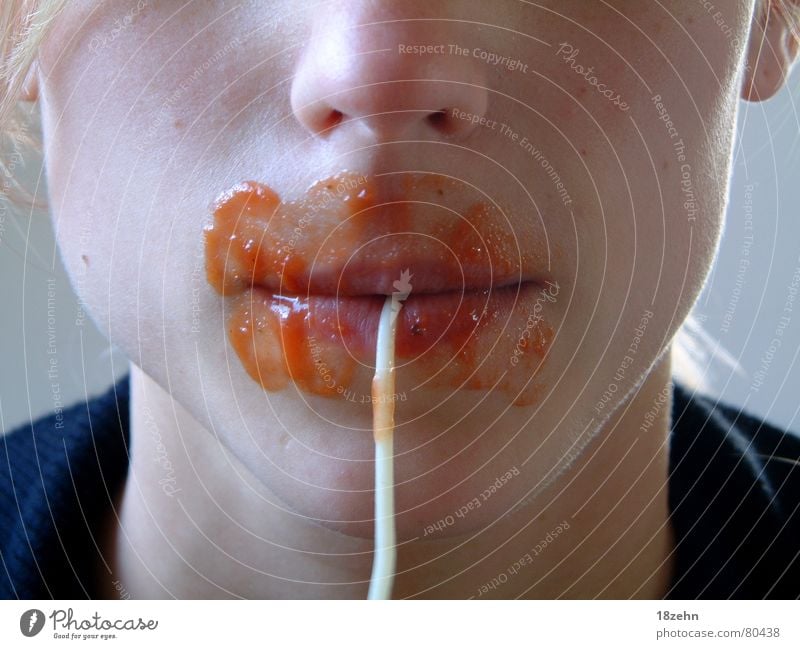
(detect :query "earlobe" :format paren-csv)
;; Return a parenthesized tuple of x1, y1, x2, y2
(19, 61, 39, 102)
(742, 2, 799, 102)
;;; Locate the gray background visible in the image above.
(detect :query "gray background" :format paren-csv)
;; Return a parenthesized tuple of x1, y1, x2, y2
(1, 73, 799, 435)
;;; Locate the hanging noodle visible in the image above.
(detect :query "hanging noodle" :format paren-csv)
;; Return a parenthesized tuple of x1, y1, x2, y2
(367, 296, 398, 599)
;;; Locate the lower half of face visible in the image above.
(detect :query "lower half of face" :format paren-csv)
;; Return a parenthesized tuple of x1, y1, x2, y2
(39, 0, 754, 538)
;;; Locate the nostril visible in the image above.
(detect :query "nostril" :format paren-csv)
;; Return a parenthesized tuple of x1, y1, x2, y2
(321, 109, 345, 133)
(426, 109, 449, 131)
(426, 108, 468, 136)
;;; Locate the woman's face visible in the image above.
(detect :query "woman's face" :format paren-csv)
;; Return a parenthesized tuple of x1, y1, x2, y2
(37, 0, 756, 538)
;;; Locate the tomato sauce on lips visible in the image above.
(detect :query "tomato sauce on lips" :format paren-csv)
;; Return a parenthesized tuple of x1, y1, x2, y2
(204, 172, 557, 406)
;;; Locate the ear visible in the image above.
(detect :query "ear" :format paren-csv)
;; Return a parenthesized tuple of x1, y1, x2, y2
(19, 60, 39, 102)
(742, 2, 800, 101)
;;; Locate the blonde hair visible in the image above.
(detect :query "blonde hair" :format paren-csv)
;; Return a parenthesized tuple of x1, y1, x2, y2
(0, 0, 65, 200)
(0, 1, 64, 123)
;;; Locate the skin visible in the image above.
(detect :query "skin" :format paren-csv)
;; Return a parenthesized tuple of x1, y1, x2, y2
(25, 0, 796, 597)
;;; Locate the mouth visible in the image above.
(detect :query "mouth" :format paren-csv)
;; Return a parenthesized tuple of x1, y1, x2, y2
(205, 172, 558, 406)
(247, 279, 544, 357)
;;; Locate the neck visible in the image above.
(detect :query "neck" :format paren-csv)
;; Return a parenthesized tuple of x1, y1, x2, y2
(98, 356, 675, 598)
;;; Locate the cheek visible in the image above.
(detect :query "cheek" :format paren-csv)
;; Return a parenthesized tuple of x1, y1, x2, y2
(536, 18, 742, 351)
(38, 6, 245, 343)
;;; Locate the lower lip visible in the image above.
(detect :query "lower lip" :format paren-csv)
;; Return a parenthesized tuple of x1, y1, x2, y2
(225, 281, 555, 406)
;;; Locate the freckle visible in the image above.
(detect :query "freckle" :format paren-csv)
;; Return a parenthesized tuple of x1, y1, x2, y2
(81, 254, 90, 267)
(174, 119, 184, 129)
(662, 160, 669, 171)
(579, 87, 587, 96)
(580, 148, 587, 157)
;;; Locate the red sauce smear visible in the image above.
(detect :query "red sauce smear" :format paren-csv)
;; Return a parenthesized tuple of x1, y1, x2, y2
(205, 172, 555, 406)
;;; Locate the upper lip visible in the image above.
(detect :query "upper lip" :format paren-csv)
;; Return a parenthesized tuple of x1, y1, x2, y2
(208, 174, 550, 297)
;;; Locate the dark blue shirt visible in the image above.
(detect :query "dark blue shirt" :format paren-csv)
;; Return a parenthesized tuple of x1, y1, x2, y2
(1, 379, 799, 598)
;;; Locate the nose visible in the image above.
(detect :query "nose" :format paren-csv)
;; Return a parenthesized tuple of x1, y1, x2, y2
(290, 4, 490, 141)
